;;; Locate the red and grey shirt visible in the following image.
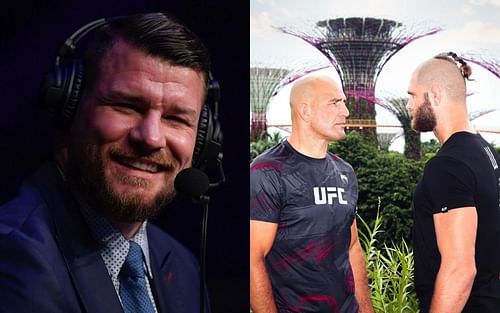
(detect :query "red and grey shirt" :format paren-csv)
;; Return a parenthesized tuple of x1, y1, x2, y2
(250, 140, 359, 313)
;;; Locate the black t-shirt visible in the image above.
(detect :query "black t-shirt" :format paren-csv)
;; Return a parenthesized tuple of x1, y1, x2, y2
(250, 140, 359, 313)
(413, 132, 500, 312)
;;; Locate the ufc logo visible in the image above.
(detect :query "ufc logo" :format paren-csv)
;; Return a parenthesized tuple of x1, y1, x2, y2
(313, 187, 347, 205)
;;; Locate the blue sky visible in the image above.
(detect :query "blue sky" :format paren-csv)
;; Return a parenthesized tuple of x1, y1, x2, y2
(251, 0, 500, 149)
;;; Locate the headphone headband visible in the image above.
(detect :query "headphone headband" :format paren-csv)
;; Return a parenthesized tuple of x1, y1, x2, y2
(55, 18, 109, 66)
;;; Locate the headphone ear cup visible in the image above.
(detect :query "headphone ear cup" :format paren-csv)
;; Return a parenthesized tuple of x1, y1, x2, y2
(193, 103, 223, 170)
(193, 104, 211, 168)
(41, 64, 65, 118)
(60, 59, 84, 127)
(211, 117, 223, 151)
(41, 59, 83, 128)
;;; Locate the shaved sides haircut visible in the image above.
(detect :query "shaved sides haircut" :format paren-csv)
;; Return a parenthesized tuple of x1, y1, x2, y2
(413, 57, 470, 102)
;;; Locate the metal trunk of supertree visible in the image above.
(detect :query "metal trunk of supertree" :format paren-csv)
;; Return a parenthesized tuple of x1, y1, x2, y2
(278, 17, 440, 144)
(352, 94, 422, 159)
(250, 67, 289, 141)
(386, 97, 421, 160)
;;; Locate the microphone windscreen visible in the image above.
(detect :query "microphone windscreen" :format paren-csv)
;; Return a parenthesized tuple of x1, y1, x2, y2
(174, 167, 210, 198)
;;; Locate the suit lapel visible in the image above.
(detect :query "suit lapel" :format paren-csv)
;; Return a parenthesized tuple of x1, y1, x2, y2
(148, 227, 185, 313)
(40, 163, 123, 313)
(149, 254, 170, 313)
(67, 248, 124, 313)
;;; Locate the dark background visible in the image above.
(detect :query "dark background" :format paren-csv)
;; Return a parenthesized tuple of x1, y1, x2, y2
(0, 1, 249, 312)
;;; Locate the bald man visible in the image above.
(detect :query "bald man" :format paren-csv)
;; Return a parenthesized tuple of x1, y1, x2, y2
(250, 75, 373, 313)
(407, 53, 500, 313)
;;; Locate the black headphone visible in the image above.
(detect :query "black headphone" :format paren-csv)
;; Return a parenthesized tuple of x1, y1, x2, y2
(41, 16, 223, 170)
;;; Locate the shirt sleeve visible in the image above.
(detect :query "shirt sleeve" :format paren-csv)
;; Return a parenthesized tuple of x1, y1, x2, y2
(249, 162, 283, 223)
(423, 156, 476, 214)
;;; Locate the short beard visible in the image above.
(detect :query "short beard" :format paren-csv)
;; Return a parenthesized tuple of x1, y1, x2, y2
(412, 92, 437, 132)
(68, 143, 176, 223)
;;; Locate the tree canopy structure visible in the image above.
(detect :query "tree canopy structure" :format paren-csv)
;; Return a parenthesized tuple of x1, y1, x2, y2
(279, 17, 441, 143)
(250, 67, 289, 141)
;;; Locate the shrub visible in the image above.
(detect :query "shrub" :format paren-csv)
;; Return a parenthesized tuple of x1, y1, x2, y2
(358, 205, 419, 313)
(330, 132, 424, 244)
(250, 132, 284, 161)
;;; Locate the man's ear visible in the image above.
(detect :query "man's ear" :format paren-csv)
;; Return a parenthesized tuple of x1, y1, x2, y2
(53, 129, 71, 172)
(429, 85, 442, 106)
(297, 102, 310, 123)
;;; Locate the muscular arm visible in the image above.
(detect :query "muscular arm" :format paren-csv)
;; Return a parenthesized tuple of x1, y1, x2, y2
(349, 219, 374, 313)
(429, 207, 477, 313)
(250, 220, 278, 313)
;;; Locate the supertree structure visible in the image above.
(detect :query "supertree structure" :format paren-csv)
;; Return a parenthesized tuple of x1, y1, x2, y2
(272, 62, 332, 97)
(377, 96, 420, 159)
(278, 17, 441, 142)
(463, 53, 500, 79)
(377, 132, 398, 151)
(250, 66, 289, 141)
(251, 61, 332, 140)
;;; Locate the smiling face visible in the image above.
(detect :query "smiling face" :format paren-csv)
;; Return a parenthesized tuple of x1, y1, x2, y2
(64, 40, 205, 222)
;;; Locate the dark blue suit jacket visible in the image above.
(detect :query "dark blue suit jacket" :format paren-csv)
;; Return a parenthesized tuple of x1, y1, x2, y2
(0, 162, 208, 313)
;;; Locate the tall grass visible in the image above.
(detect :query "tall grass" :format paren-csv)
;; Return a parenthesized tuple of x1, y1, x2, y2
(358, 202, 419, 313)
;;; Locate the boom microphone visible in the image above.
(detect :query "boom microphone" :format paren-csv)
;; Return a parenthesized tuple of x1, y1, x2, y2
(174, 168, 210, 203)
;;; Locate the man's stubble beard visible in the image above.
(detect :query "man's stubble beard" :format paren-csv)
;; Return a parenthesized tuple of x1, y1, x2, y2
(69, 143, 176, 223)
(412, 92, 437, 132)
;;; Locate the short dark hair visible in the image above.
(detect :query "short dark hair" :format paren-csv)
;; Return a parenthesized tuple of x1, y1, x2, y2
(83, 13, 210, 93)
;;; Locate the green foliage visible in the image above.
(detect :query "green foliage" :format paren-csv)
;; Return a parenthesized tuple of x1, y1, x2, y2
(250, 132, 284, 161)
(330, 131, 424, 244)
(358, 207, 419, 312)
(421, 139, 440, 160)
(421, 139, 440, 154)
(403, 128, 421, 160)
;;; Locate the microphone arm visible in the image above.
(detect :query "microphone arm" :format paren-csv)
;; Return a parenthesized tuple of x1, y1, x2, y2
(209, 157, 226, 188)
(173, 168, 211, 313)
(199, 198, 209, 313)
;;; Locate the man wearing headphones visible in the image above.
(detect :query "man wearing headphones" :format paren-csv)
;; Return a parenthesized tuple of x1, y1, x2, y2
(0, 13, 219, 313)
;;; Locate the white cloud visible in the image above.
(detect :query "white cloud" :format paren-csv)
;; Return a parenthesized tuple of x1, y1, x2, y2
(468, 0, 500, 6)
(320, 0, 410, 19)
(250, 12, 274, 36)
(256, 0, 276, 4)
(469, 0, 488, 5)
(461, 5, 476, 15)
(446, 20, 500, 45)
(278, 7, 294, 18)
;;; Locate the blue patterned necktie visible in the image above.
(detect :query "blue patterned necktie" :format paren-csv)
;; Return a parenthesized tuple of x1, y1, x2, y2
(119, 241, 156, 313)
